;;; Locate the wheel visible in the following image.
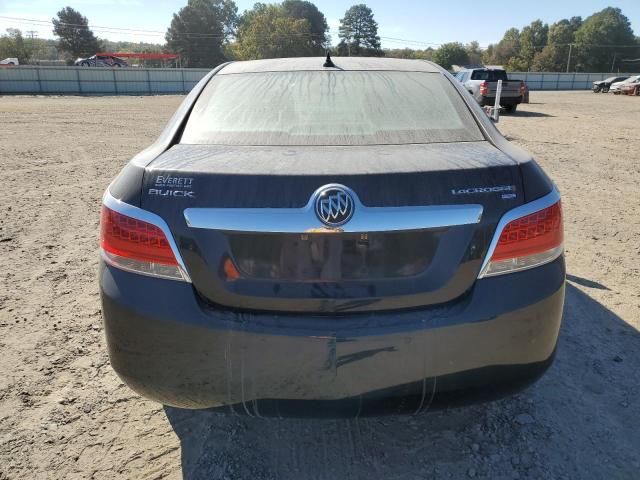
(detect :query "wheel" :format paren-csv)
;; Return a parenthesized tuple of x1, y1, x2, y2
(602, 86, 610, 93)
(635, 86, 640, 96)
(592, 86, 601, 93)
(504, 104, 517, 114)
(81, 62, 89, 67)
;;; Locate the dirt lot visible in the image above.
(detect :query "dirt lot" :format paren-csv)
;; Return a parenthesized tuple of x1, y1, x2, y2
(0, 91, 639, 480)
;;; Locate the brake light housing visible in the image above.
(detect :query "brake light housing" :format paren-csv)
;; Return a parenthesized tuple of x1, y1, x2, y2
(479, 81, 489, 96)
(100, 194, 190, 282)
(479, 192, 563, 278)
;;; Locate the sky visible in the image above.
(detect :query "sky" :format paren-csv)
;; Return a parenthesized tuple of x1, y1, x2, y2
(0, 0, 638, 49)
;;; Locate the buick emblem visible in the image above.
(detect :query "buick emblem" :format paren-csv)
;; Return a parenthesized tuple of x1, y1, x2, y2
(314, 185, 355, 227)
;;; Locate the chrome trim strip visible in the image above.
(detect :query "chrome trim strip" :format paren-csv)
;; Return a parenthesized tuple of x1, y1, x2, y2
(478, 187, 562, 278)
(184, 184, 483, 234)
(102, 190, 192, 283)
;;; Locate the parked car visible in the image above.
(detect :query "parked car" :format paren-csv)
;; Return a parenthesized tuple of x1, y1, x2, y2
(621, 80, 640, 96)
(592, 76, 628, 93)
(454, 67, 525, 112)
(610, 75, 640, 94)
(75, 55, 128, 68)
(100, 56, 565, 416)
(0, 57, 19, 66)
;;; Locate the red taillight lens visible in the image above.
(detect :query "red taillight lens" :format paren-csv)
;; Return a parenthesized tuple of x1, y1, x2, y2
(479, 81, 488, 95)
(101, 206, 178, 265)
(481, 201, 563, 277)
(100, 205, 186, 281)
(492, 202, 563, 261)
(519, 81, 526, 95)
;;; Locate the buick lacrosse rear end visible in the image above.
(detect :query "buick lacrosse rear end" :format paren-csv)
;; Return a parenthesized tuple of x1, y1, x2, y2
(99, 57, 564, 416)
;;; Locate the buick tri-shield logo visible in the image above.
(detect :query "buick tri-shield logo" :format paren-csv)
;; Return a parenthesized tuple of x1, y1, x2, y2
(314, 185, 355, 226)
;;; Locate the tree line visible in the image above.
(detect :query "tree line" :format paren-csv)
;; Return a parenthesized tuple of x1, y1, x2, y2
(1, 2, 638, 73)
(0, 7, 165, 65)
(165, 1, 383, 65)
(483, 8, 639, 72)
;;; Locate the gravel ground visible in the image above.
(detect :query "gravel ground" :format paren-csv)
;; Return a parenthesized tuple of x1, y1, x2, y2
(0, 91, 639, 480)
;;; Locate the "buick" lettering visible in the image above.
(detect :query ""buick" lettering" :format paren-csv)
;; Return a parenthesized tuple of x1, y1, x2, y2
(148, 188, 195, 198)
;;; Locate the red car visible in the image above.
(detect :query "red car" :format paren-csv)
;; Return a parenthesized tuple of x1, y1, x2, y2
(621, 81, 640, 96)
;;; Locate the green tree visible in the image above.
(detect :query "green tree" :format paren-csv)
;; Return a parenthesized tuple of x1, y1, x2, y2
(482, 44, 494, 63)
(281, 0, 328, 53)
(519, 20, 548, 69)
(465, 41, 483, 65)
(165, 0, 237, 67)
(548, 17, 582, 44)
(504, 57, 529, 72)
(337, 4, 381, 56)
(101, 40, 163, 54)
(531, 45, 566, 71)
(532, 17, 582, 72)
(383, 47, 433, 60)
(383, 47, 417, 59)
(18, 37, 61, 63)
(505, 56, 528, 71)
(432, 42, 469, 70)
(413, 47, 434, 61)
(483, 28, 520, 66)
(52, 7, 102, 62)
(0, 29, 35, 63)
(231, 4, 315, 60)
(574, 7, 637, 71)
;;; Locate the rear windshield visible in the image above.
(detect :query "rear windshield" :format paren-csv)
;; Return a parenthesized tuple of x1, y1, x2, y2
(470, 70, 508, 81)
(180, 71, 483, 146)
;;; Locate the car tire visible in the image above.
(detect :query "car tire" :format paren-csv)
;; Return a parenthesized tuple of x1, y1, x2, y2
(602, 87, 610, 93)
(592, 87, 601, 93)
(81, 62, 89, 67)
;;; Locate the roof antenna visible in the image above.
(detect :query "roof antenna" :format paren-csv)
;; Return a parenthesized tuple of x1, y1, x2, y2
(323, 52, 335, 68)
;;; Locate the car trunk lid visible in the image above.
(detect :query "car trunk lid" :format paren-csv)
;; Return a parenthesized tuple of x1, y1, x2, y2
(141, 141, 523, 312)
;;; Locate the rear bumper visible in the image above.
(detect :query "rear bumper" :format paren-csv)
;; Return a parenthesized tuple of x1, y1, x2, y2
(100, 257, 565, 416)
(481, 95, 522, 106)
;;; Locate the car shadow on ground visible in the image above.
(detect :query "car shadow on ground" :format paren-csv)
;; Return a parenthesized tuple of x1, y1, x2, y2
(511, 110, 555, 118)
(566, 274, 610, 290)
(165, 282, 640, 480)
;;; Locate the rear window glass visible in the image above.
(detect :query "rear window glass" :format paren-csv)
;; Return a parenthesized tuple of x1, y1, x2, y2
(470, 70, 508, 81)
(180, 71, 483, 146)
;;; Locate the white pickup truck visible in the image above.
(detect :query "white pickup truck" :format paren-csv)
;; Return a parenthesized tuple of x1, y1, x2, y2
(454, 67, 525, 113)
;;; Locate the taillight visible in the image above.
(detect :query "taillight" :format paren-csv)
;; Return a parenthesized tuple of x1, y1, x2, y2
(519, 81, 526, 95)
(100, 205, 188, 281)
(479, 200, 563, 277)
(479, 81, 488, 95)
